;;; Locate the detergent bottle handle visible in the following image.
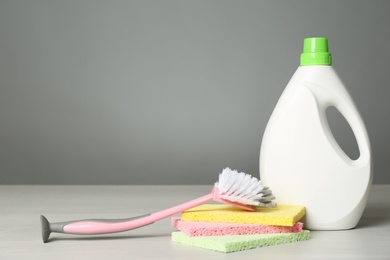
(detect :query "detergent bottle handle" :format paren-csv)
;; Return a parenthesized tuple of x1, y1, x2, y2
(304, 81, 371, 167)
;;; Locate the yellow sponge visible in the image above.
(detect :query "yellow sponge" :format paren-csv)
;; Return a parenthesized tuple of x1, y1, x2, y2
(181, 204, 305, 227)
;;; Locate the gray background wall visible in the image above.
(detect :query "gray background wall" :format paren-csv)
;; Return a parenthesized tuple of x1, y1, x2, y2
(1, 0, 389, 185)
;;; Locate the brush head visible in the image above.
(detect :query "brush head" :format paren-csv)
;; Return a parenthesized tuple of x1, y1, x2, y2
(214, 168, 276, 209)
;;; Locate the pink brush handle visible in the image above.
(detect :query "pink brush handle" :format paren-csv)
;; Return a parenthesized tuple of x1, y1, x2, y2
(42, 192, 214, 240)
(40, 188, 257, 242)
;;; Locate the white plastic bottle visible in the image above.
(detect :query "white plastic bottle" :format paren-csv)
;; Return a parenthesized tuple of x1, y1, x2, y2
(259, 37, 373, 230)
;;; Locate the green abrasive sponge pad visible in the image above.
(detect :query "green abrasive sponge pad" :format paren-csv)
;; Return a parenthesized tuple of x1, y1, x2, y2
(181, 204, 306, 226)
(172, 230, 310, 253)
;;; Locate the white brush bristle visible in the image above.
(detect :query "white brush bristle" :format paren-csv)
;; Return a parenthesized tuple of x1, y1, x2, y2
(214, 168, 276, 207)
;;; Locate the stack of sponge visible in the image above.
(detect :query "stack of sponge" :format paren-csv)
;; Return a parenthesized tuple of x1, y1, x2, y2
(171, 204, 309, 253)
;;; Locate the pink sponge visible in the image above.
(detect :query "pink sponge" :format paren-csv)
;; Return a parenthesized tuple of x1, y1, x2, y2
(171, 217, 303, 237)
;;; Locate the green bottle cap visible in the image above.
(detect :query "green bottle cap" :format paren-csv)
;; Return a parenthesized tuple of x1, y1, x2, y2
(300, 37, 332, 66)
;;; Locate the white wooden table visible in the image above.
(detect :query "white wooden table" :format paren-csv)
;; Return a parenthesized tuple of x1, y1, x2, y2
(1, 185, 389, 259)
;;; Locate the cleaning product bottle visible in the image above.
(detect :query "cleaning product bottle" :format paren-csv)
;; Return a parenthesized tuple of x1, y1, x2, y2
(259, 37, 373, 230)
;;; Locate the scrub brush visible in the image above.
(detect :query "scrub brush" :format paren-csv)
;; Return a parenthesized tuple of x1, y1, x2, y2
(40, 167, 275, 242)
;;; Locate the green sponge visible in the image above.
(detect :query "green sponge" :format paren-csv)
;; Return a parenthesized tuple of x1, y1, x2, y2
(172, 230, 310, 253)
